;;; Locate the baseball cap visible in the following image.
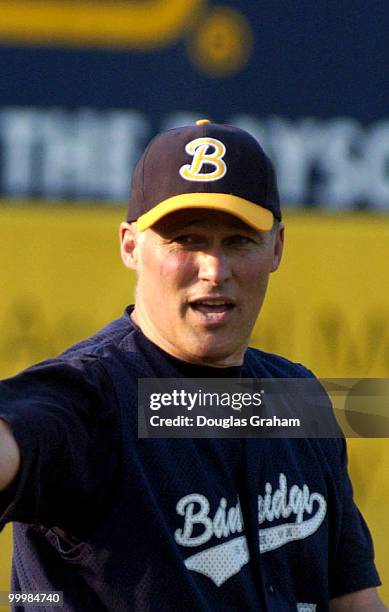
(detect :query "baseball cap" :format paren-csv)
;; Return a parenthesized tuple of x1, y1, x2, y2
(127, 119, 281, 232)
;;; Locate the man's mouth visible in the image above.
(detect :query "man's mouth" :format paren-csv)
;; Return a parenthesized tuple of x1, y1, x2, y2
(189, 299, 235, 315)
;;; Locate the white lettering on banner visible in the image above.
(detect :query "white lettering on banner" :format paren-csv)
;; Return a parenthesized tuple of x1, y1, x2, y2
(2, 109, 38, 194)
(3, 108, 389, 209)
(305, 118, 366, 206)
(174, 474, 326, 588)
(231, 113, 389, 210)
(0, 108, 150, 200)
(365, 121, 389, 208)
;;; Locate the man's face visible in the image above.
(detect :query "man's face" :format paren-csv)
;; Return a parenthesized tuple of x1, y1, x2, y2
(120, 209, 284, 367)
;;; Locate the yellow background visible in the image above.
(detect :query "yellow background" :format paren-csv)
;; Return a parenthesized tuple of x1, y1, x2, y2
(0, 204, 388, 605)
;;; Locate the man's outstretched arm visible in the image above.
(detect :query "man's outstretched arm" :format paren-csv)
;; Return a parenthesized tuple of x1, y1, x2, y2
(0, 418, 20, 491)
(330, 587, 388, 611)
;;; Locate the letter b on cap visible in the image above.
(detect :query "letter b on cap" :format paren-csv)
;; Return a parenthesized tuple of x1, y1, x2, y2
(180, 137, 227, 182)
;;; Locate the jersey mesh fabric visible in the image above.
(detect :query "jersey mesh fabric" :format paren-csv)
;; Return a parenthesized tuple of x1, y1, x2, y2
(0, 306, 381, 611)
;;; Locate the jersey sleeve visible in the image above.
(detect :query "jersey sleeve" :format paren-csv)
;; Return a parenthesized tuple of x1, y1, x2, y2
(0, 356, 120, 537)
(330, 438, 381, 599)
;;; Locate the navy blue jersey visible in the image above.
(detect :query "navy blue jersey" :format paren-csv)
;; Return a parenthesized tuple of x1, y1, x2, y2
(0, 306, 380, 611)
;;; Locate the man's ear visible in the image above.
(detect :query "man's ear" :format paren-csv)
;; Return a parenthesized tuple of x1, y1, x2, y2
(119, 222, 140, 271)
(271, 222, 285, 273)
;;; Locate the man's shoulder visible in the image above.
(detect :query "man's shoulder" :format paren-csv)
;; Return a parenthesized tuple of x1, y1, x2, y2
(59, 307, 138, 363)
(0, 308, 141, 408)
(245, 346, 315, 379)
(47, 305, 158, 385)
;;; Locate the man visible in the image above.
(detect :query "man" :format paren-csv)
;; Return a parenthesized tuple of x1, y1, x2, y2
(0, 120, 386, 610)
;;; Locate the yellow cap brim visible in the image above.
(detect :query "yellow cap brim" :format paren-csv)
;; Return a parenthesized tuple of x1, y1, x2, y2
(136, 193, 274, 232)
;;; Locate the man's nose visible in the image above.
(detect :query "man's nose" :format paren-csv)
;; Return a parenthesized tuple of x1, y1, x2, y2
(197, 251, 232, 285)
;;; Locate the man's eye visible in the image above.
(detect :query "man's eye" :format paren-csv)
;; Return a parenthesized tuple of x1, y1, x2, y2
(227, 235, 256, 246)
(173, 235, 200, 246)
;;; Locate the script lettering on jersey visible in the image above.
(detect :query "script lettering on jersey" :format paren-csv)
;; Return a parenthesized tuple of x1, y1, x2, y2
(175, 494, 244, 547)
(175, 495, 247, 586)
(257, 472, 327, 553)
(174, 473, 327, 587)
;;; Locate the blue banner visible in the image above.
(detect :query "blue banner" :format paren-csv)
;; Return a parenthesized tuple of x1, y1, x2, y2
(1, 0, 389, 209)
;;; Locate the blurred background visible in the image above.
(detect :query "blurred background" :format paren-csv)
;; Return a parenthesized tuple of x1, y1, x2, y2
(0, 0, 388, 606)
